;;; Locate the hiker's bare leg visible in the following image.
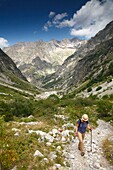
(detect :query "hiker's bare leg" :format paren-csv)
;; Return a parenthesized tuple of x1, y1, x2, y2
(78, 132, 85, 155)
(82, 133, 85, 140)
(78, 142, 80, 150)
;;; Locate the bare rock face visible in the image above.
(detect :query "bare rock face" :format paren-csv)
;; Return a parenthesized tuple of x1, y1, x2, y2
(3, 38, 85, 86)
(0, 49, 27, 83)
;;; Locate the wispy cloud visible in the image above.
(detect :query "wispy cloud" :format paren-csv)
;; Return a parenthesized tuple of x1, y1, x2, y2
(43, 12, 68, 31)
(43, 0, 113, 39)
(0, 37, 9, 48)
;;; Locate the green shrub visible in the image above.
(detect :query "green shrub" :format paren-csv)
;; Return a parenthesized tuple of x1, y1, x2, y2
(0, 101, 13, 121)
(0, 97, 35, 121)
(10, 97, 34, 117)
(107, 79, 112, 83)
(87, 87, 92, 92)
(109, 62, 113, 75)
(102, 95, 109, 99)
(59, 98, 75, 108)
(34, 98, 58, 117)
(96, 86, 102, 91)
(96, 100, 113, 121)
(109, 94, 113, 99)
(74, 97, 94, 107)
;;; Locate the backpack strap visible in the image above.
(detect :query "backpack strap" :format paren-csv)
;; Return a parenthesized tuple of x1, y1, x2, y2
(77, 119, 81, 127)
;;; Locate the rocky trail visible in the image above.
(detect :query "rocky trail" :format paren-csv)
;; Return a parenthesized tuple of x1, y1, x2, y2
(61, 120, 113, 170)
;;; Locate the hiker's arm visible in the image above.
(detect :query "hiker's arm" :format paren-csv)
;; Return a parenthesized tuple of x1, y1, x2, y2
(87, 124, 92, 131)
(75, 123, 79, 135)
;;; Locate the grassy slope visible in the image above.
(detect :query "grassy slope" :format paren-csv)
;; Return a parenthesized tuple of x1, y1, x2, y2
(0, 92, 113, 169)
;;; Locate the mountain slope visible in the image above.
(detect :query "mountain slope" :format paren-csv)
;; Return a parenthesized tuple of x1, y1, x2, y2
(43, 21, 113, 90)
(0, 49, 40, 99)
(0, 48, 27, 83)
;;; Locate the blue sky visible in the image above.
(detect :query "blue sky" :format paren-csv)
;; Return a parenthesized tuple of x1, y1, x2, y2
(0, 0, 113, 47)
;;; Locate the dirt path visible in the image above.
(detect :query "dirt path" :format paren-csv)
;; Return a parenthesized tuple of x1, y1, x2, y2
(61, 120, 113, 170)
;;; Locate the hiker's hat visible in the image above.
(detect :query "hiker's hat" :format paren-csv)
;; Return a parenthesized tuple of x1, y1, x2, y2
(81, 114, 88, 121)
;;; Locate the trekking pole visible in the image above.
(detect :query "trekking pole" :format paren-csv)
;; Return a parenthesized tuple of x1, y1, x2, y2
(90, 130, 92, 152)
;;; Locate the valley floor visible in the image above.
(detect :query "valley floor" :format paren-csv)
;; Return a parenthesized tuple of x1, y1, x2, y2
(60, 120, 113, 170)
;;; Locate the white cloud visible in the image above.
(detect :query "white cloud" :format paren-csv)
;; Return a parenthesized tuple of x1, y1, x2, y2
(49, 11, 56, 18)
(43, 21, 52, 31)
(43, 0, 113, 39)
(69, 0, 113, 38)
(43, 25, 49, 31)
(43, 12, 68, 31)
(54, 13, 68, 21)
(0, 38, 9, 48)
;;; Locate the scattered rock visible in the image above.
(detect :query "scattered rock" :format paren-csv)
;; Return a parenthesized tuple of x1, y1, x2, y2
(55, 163, 61, 169)
(20, 121, 41, 125)
(34, 150, 44, 157)
(12, 128, 20, 132)
(46, 142, 52, 146)
(11, 166, 17, 170)
(49, 152, 57, 160)
(43, 158, 49, 163)
(14, 132, 20, 136)
(28, 115, 34, 118)
(108, 136, 113, 143)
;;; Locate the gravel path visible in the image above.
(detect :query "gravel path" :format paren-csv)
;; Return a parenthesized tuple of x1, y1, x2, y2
(61, 120, 113, 170)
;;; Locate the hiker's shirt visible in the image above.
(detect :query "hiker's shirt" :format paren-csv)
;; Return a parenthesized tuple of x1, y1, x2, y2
(77, 119, 89, 134)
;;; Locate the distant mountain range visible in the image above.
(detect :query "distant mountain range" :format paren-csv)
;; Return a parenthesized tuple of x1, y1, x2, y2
(3, 38, 86, 86)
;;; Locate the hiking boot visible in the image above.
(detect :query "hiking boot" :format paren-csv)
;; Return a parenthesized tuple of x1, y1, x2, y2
(81, 152, 85, 156)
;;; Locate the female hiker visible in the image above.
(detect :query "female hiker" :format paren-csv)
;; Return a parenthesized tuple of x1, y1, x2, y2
(75, 114, 92, 156)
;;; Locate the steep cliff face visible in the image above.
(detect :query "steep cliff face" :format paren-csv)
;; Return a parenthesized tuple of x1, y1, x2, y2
(0, 49, 27, 83)
(71, 38, 113, 86)
(43, 21, 113, 89)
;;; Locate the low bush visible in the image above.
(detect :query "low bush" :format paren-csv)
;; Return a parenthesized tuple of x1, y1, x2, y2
(74, 97, 94, 107)
(10, 97, 34, 117)
(96, 86, 102, 91)
(87, 87, 92, 92)
(96, 100, 113, 121)
(0, 97, 35, 121)
(109, 62, 113, 75)
(34, 97, 58, 117)
(107, 78, 112, 83)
